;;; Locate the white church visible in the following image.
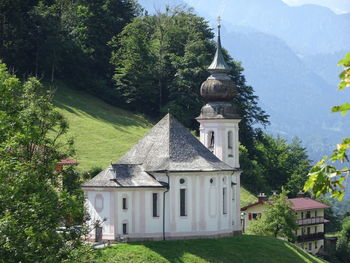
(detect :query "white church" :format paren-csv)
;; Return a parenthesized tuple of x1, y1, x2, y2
(82, 24, 243, 241)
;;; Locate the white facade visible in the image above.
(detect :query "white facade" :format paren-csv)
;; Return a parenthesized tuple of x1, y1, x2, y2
(198, 119, 240, 168)
(84, 171, 241, 241)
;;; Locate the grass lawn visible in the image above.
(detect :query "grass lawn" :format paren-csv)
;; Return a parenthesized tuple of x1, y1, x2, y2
(53, 86, 152, 171)
(92, 235, 326, 263)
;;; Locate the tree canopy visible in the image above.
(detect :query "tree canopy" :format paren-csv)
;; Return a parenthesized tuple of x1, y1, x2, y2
(0, 62, 87, 263)
(247, 190, 298, 241)
(0, 0, 140, 94)
(241, 135, 311, 196)
(110, 7, 269, 141)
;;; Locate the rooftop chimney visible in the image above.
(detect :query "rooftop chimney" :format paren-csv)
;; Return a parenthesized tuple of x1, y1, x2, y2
(258, 193, 267, 203)
(297, 191, 305, 198)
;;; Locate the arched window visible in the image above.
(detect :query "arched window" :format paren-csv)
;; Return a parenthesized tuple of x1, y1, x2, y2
(228, 131, 233, 158)
(122, 220, 128, 235)
(223, 176, 227, 215)
(122, 195, 128, 210)
(208, 131, 215, 150)
(179, 178, 187, 216)
(228, 131, 233, 149)
(223, 187, 227, 215)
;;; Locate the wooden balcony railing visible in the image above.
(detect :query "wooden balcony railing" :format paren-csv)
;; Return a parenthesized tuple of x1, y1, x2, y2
(296, 216, 326, 226)
(297, 232, 324, 242)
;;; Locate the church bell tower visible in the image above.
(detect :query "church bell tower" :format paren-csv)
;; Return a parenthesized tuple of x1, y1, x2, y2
(197, 19, 241, 168)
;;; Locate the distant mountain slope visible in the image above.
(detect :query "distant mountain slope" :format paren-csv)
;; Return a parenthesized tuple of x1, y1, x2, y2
(187, 0, 350, 56)
(223, 26, 348, 161)
(302, 51, 346, 86)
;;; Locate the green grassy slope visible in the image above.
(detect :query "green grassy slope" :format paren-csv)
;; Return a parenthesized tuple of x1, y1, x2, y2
(54, 87, 152, 171)
(241, 187, 258, 207)
(93, 235, 326, 263)
(54, 87, 257, 206)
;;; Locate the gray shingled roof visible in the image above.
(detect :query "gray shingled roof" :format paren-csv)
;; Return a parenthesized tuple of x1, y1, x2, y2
(118, 114, 234, 172)
(82, 114, 235, 188)
(81, 164, 164, 188)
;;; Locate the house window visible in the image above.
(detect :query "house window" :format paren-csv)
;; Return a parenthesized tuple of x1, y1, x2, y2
(252, 213, 261, 220)
(315, 210, 317, 217)
(152, 193, 159, 217)
(180, 188, 187, 216)
(315, 241, 317, 249)
(306, 211, 311, 219)
(308, 243, 312, 251)
(307, 227, 310, 235)
(122, 223, 128, 234)
(301, 212, 304, 219)
(228, 131, 233, 149)
(314, 226, 317, 233)
(122, 197, 127, 210)
(223, 187, 227, 214)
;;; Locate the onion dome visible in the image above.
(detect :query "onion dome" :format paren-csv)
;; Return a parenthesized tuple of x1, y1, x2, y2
(197, 18, 239, 119)
(200, 19, 236, 102)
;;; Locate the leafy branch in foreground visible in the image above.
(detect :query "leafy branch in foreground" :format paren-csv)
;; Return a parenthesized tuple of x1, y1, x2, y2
(304, 52, 350, 200)
(0, 61, 90, 263)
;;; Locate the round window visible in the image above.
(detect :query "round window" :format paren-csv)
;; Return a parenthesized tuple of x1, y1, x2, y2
(180, 178, 185, 184)
(210, 178, 214, 184)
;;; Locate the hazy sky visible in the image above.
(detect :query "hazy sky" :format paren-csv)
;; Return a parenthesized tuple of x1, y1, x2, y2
(282, 0, 350, 13)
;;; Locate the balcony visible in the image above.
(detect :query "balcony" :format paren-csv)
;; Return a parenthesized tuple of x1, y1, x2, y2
(297, 232, 324, 242)
(296, 216, 327, 226)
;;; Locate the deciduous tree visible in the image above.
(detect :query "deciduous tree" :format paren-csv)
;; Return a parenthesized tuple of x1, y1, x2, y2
(0, 62, 88, 263)
(247, 190, 298, 242)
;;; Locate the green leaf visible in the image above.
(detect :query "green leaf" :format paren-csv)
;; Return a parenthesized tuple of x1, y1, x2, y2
(331, 103, 350, 115)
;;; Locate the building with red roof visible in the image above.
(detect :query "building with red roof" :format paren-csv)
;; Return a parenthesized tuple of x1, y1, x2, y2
(55, 158, 79, 172)
(241, 194, 330, 255)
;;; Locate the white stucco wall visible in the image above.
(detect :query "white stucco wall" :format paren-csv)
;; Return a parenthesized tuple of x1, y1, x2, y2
(198, 119, 240, 169)
(84, 170, 241, 240)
